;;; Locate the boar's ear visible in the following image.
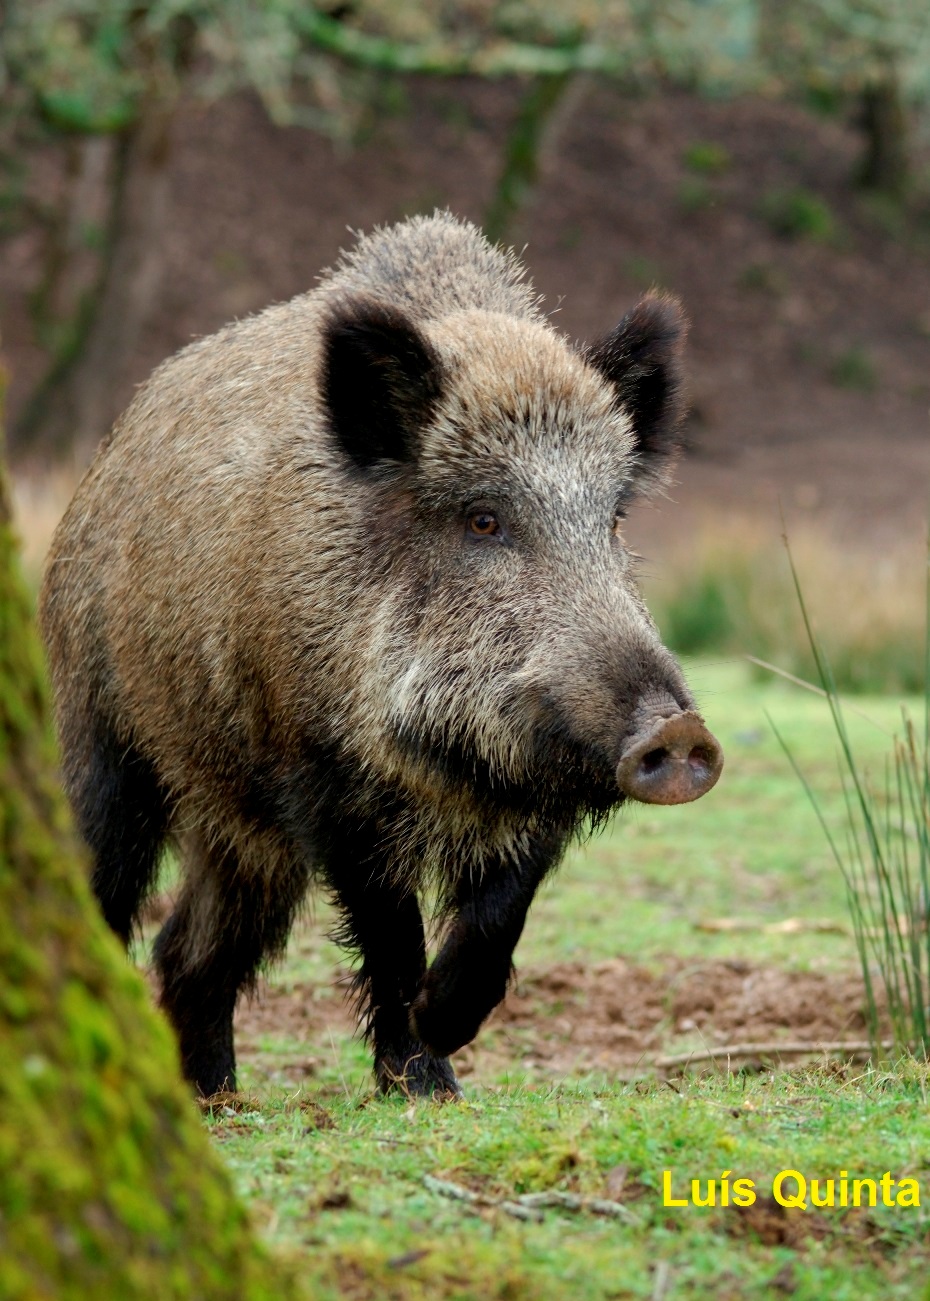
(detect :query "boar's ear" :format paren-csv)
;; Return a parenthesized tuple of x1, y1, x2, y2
(585, 292, 687, 489)
(322, 296, 443, 471)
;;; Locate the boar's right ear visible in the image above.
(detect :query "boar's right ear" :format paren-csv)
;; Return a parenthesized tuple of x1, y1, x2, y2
(585, 292, 687, 491)
(322, 297, 444, 471)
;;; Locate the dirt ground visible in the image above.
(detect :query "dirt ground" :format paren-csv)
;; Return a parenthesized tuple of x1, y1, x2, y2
(3, 80, 929, 555)
(231, 948, 881, 1088)
(136, 877, 884, 1086)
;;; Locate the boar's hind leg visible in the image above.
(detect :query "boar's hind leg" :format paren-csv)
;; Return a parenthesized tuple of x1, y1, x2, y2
(154, 834, 309, 1097)
(410, 832, 565, 1059)
(323, 826, 460, 1098)
(72, 719, 170, 945)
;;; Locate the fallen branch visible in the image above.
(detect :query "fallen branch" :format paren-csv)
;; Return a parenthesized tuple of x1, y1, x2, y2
(517, 1190, 637, 1222)
(696, 914, 924, 939)
(422, 1175, 480, 1204)
(423, 1174, 543, 1221)
(499, 1201, 543, 1222)
(423, 1175, 637, 1223)
(695, 916, 847, 935)
(656, 1040, 893, 1069)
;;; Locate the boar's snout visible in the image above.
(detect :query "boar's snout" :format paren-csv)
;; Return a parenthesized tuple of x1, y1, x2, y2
(616, 710, 723, 806)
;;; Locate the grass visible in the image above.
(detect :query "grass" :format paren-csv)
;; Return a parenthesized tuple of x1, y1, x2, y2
(776, 541, 930, 1062)
(217, 1064, 930, 1300)
(738, 262, 788, 296)
(677, 178, 717, 214)
(623, 254, 664, 290)
(829, 346, 878, 392)
(759, 188, 837, 243)
(677, 142, 730, 212)
(682, 141, 731, 175)
(177, 657, 930, 1298)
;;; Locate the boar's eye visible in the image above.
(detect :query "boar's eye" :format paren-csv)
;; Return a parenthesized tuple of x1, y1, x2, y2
(612, 509, 627, 538)
(467, 511, 501, 538)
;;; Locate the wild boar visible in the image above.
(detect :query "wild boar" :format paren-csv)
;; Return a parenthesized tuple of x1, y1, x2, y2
(40, 212, 722, 1098)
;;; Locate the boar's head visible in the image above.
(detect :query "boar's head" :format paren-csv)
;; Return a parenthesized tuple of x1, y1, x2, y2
(322, 292, 722, 829)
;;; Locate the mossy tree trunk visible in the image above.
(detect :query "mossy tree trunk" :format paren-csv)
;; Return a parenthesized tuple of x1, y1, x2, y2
(0, 457, 300, 1299)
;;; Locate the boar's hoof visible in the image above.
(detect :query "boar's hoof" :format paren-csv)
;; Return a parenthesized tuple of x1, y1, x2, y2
(616, 710, 723, 805)
(375, 1046, 463, 1100)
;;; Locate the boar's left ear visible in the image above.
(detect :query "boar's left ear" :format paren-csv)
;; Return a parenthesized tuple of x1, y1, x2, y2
(322, 296, 444, 471)
(585, 292, 688, 490)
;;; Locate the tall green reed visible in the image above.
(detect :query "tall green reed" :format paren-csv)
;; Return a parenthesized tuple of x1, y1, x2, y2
(774, 534, 930, 1059)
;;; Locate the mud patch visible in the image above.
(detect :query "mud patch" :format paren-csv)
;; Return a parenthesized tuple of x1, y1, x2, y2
(725, 1194, 831, 1247)
(234, 956, 882, 1085)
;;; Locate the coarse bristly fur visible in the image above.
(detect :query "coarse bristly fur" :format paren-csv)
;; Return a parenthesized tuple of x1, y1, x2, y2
(40, 211, 711, 1099)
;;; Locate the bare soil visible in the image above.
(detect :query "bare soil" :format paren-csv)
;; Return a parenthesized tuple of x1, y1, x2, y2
(232, 952, 880, 1088)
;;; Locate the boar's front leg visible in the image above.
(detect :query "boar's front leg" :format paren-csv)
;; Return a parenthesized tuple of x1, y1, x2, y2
(322, 824, 461, 1098)
(410, 831, 564, 1059)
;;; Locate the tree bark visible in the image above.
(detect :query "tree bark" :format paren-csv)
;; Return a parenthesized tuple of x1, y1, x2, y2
(0, 438, 300, 1298)
(858, 76, 908, 197)
(13, 95, 175, 459)
(69, 95, 175, 452)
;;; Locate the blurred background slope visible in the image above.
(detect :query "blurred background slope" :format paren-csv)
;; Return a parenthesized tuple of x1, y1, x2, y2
(1, 0, 928, 687)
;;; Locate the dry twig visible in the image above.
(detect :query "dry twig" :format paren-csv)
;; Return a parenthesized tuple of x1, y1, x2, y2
(694, 916, 846, 935)
(656, 1039, 892, 1069)
(422, 1175, 637, 1222)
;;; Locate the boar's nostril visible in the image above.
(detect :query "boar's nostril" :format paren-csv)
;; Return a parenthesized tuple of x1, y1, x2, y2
(616, 710, 723, 806)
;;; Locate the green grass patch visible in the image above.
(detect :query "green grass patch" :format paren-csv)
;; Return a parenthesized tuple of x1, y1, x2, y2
(623, 254, 664, 289)
(738, 261, 788, 295)
(677, 178, 717, 214)
(759, 188, 837, 243)
(217, 1067, 930, 1300)
(829, 346, 878, 392)
(683, 141, 731, 175)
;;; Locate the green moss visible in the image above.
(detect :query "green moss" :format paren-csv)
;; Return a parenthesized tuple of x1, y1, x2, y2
(683, 140, 731, 174)
(829, 344, 878, 391)
(0, 462, 303, 1299)
(759, 187, 837, 242)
